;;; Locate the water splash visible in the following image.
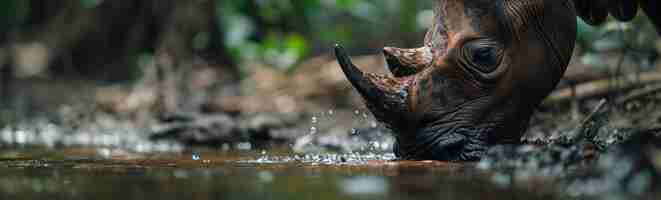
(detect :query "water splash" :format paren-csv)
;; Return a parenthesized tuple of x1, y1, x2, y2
(350, 128, 359, 135)
(365, 119, 375, 127)
(239, 152, 396, 165)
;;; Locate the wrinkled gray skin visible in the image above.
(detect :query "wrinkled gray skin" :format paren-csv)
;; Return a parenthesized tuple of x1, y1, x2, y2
(335, 0, 659, 161)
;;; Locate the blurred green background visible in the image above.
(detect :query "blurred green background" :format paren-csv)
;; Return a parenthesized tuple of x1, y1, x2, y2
(0, 0, 433, 81)
(1, 0, 658, 79)
(0, 0, 658, 119)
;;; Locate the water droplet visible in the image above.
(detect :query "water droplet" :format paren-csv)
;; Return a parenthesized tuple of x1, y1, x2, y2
(310, 127, 317, 134)
(311, 116, 318, 124)
(261, 150, 267, 155)
(192, 152, 201, 161)
(328, 109, 334, 115)
(354, 110, 360, 115)
(370, 121, 378, 128)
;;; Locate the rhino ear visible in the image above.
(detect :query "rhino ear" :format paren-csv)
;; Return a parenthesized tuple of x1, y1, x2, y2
(609, 0, 639, 21)
(571, 0, 660, 34)
(573, 0, 610, 25)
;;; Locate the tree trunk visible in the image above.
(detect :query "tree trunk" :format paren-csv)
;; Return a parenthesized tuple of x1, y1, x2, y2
(12, 0, 236, 81)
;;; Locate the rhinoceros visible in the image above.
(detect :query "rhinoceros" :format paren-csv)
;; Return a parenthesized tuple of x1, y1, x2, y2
(335, 0, 660, 161)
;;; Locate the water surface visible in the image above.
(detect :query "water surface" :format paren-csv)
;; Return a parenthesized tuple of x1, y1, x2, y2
(0, 148, 562, 200)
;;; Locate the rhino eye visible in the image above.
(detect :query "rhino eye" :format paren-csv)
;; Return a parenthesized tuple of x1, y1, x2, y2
(464, 40, 502, 74)
(472, 47, 497, 70)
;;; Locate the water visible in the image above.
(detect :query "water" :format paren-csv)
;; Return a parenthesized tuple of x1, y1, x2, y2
(0, 110, 658, 199)
(0, 148, 562, 200)
(0, 118, 184, 153)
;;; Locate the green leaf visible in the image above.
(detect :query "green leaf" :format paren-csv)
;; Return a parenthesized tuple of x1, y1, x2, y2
(284, 33, 308, 59)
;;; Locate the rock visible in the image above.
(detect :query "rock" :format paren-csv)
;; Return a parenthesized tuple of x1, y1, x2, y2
(150, 112, 306, 147)
(150, 113, 238, 144)
(237, 112, 303, 143)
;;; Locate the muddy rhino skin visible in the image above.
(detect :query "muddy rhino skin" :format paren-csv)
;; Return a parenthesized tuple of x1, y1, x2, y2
(336, 0, 660, 161)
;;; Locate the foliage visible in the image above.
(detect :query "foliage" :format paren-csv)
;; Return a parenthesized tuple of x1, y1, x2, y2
(577, 16, 659, 70)
(0, 0, 28, 29)
(0, 0, 657, 74)
(217, 0, 432, 71)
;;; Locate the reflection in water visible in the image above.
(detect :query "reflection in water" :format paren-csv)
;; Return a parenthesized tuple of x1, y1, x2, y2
(341, 176, 388, 195)
(0, 119, 183, 153)
(0, 149, 567, 200)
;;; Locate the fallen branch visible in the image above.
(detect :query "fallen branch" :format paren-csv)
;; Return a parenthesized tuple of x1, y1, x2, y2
(580, 99, 608, 129)
(577, 99, 607, 146)
(543, 70, 661, 105)
(615, 82, 661, 105)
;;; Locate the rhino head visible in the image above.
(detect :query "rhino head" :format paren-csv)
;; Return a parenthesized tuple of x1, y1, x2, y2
(335, 0, 577, 160)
